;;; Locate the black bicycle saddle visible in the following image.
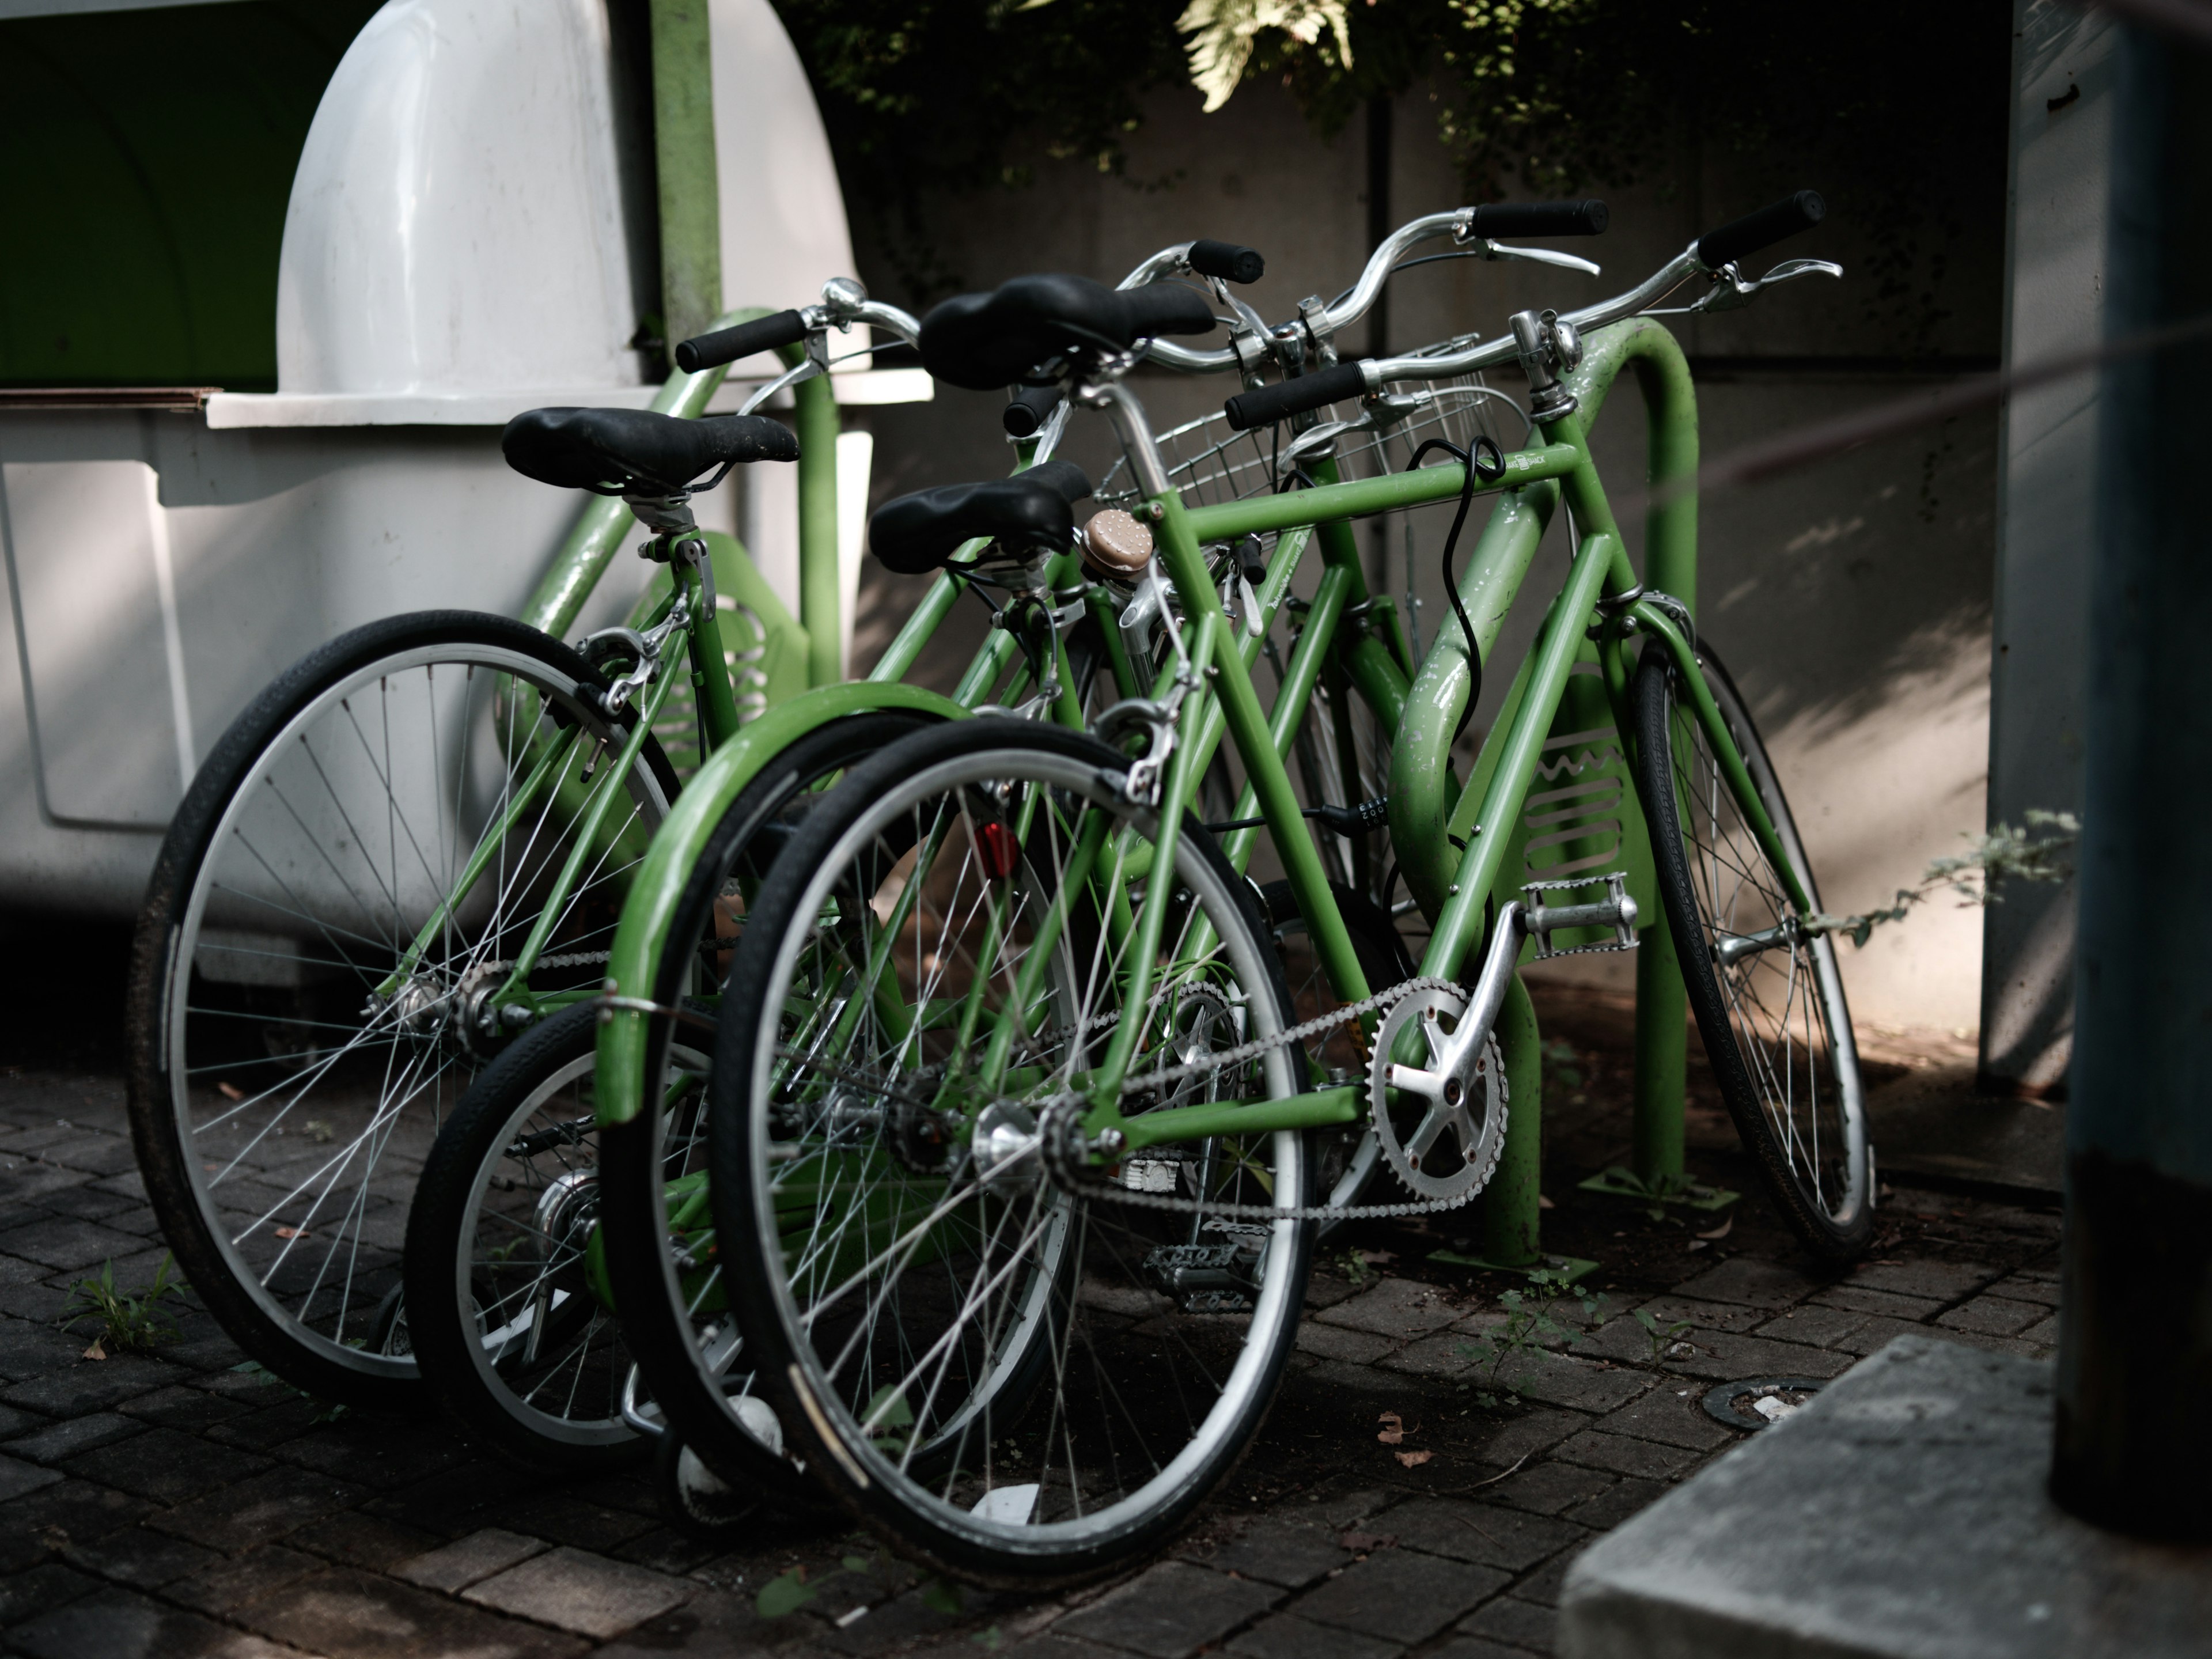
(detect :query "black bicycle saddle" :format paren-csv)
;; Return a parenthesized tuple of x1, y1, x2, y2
(502, 408, 798, 494)
(919, 275, 1217, 390)
(869, 460, 1094, 574)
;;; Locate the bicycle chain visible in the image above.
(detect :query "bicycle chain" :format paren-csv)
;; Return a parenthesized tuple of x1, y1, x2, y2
(1037, 974, 1512, 1224)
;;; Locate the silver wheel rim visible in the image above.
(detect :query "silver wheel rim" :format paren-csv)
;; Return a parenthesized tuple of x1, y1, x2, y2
(165, 642, 671, 1381)
(743, 745, 1305, 1558)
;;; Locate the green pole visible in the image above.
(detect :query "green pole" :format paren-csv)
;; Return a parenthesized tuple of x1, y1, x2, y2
(794, 375, 841, 686)
(648, 0, 722, 353)
(1619, 335, 1698, 1194)
(1482, 974, 1545, 1268)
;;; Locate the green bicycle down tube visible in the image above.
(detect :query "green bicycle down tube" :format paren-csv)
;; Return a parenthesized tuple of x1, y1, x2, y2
(1180, 445, 1581, 547)
(494, 646, 691, 1009)
(1390, 483, 1558, 918)
(592, 680, 971, 1130)
(1628, 599, 1813, 915)
(373, 723, 584, 999)
(1080, 610, 1217, 1115)
(520, 307, 760, 642)
(1421, 524, 1630, 986)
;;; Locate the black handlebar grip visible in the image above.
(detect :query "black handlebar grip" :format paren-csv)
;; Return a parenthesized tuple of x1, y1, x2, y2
(1187, 239, 1266, 284)
(1002, 385, 1063, 439)
(1465, 200, 1609, 238)
(1697, 191, 1825, 270)
(1120, 282, 1219, 338)
(1224, 361, 1370, 431)
(674, 309, 809, 373)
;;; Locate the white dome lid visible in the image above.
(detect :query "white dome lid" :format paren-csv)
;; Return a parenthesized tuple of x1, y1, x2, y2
(275, 0, 855, 398)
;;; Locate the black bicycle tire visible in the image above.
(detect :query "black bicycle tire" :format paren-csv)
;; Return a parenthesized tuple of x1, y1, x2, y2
(709, 719, 1311, 1588)
(127, 610, 678, 1410)
(1630, 642, 1873, 1262)
(403, 1002, 647, 1469)
(601, 711, 941, 1504)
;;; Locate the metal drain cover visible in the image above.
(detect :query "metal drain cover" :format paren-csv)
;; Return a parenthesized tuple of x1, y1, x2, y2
(1703, 1376, 1827, 1430)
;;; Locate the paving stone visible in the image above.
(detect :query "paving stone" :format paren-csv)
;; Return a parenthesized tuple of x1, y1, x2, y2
(1989, 1272, 2061, 1306)
(148, 1465, 365, 1551)
(1657, 1330, 1855, 1383)
(1564, 1475, 1668, 1530)
(0, 1448, 63, 1505)
(206, 1396, 326, 1453)
(28, 1185, 136, 1222)
(288, 1510, 443, 1571)
(1464, 1408, 1588, 1469)
(2, 1353, 184, 1416)
(1226, 1612, 1402, 1659)
(1933, 1296, 2047, 1337)
(6, 1411, 142, 1465)
(1752, 1304, 1868, 1347)
(0, 1561, 98, 1628)
(39, 1135, 138, 1179)
(1925, 1326, 2050, 1359)
(1182, 1516, 1350, 1587)
(1381, 1331, 1482, 1378)
(1315, 1278, 1464, 1340)
(1490, 1354, 1650, 1413)
(0, 1321, 93, 1382)
(1843, 1258, 1997, 1304)
(119, 1383, 253, 1433)
(1552, 1430, 1702, 1480)
(1482, 1459, 1616, 1517)
(1381, 1499, 1589, 1572)
(397, 1527, 550, 1593)
(1055, 1559, 1282, 1657)
(1665, 1259, 1824, 1310)
(278, 1419, 472, 1488)
(63, 1522, 223, 1589)
(0, 1279, 75, 1323)
(1830, 1315, 1935, 1358)
(0, 1402, 40, 1438)
(610, 1526, 726, 1577)
(166, 1544, 324, 1616)
(0, 1478, 154, 1572)
(1290, 1547, 1508, 1642)
(0, 1217, 149, 1273)
(1509, 1553, 1575, 1607)
(497, 1491, 661, 1551)
(11, 1584, 300, 1659)
(67, 1425, 271, 1503)
(161, 1332, 252, 1373)
(1295, 1322, 1399, 1364)
(1461, 1594, 1555, 1652)
(244, 1567, 589, 1659)
(2020, 1312, 2061, 1346)
(986, 1635, 1145, 1659)
(1591, 1388, 1737, 1452)
(1303, 1273, 1361, 1310)
(463, 1545, 694, 1639)
(1428, 1639, 1539, 1659)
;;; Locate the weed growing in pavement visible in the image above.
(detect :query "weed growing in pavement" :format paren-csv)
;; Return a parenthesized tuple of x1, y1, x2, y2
(1455, 1267, 1611, 1407)
(755, 1546, 964, 1623)
(60, 1253, 184, 1355)
(1631, 1306, 1695, 1365)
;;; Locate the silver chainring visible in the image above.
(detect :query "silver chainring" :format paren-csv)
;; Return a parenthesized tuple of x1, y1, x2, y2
(1367, 984, 1508, 1205)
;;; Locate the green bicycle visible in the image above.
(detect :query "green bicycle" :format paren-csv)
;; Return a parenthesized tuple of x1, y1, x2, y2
(687, 192, 1866, 1584)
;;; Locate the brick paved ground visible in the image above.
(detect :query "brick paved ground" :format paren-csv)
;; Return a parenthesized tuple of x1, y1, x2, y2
(0, 924, 2061, 1659)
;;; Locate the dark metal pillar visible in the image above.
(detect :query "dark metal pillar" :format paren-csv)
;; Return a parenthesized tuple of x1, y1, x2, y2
(2049, 21, 2212, 1541)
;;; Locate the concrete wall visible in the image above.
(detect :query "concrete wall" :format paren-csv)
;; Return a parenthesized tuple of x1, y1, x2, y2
(1979, 0, 2112, 1095)
(843, 74, 2006, 1037)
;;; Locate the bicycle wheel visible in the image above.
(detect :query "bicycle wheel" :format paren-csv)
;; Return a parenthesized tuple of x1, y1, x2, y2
(404, 1002, 688, 1468)
(601, 713, 937, 1507)
(1260, 878, 1413, 1219)
(127, 611, 678, 1408)
(711, 720, 1311, 1588)
(1631, 642, 1872, 1260)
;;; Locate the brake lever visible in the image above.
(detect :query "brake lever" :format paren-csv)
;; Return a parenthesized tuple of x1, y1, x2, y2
(1460, 238, 1603, 279)
(1678, 256, 1844, 315)
(736, 327, 832, 416)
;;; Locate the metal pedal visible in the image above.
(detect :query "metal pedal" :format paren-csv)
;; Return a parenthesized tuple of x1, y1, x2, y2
(1521, 871, 1639, 960)
(1142, 1243, 1256, 1314)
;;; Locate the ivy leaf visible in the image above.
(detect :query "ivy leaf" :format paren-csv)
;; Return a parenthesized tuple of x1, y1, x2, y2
(757, 1567, 817, 1619)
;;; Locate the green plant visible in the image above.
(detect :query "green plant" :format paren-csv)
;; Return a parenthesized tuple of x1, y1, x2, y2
(1630, 1306, 1694, 1365)
(59, 1253, 185, 1355)
(1455, 1267, 1608, 1404)
(1540, 1037, 1581, 1090)
(1823, 810, 2080, 948)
